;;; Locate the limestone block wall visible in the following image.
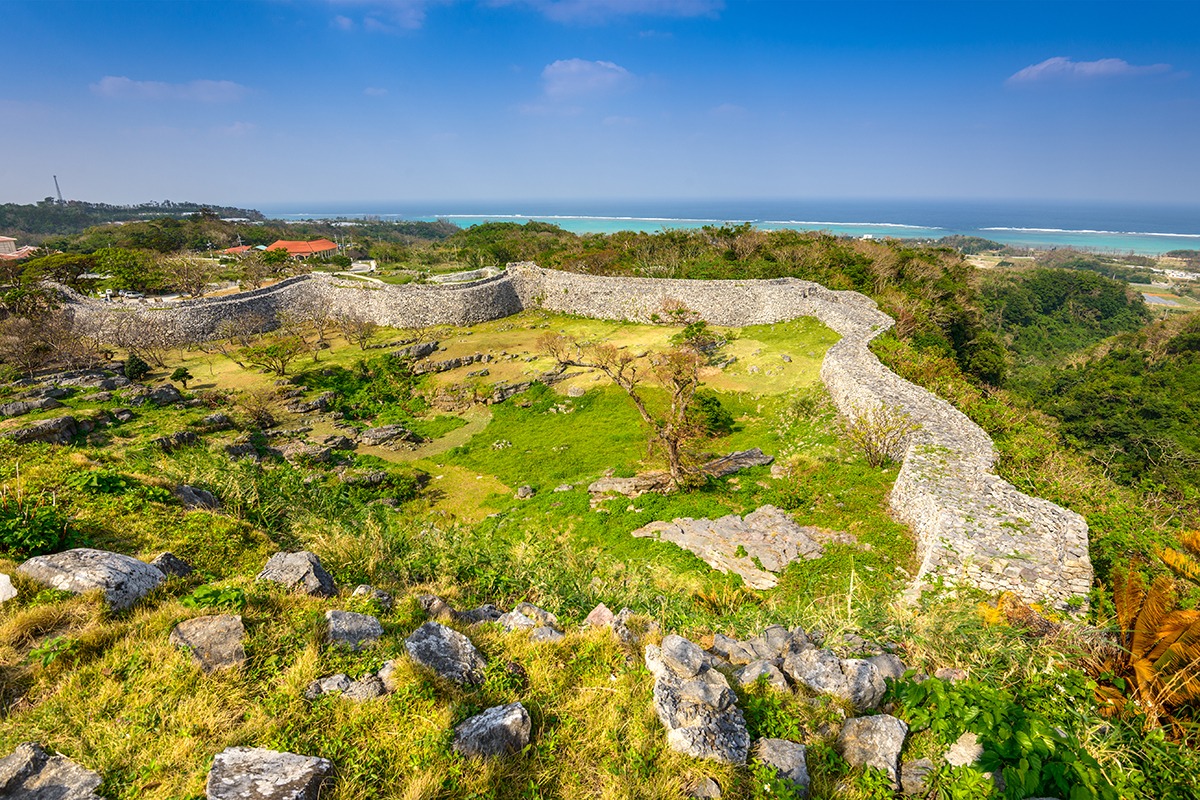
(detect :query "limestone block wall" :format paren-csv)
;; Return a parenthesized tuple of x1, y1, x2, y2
(63, 263, 1092, 606)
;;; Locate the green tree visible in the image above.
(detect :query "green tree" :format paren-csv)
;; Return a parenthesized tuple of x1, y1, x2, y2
(170, 366, 194, 388)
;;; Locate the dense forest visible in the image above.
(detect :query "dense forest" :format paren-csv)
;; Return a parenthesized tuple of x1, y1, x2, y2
(0, 199, 265, 239)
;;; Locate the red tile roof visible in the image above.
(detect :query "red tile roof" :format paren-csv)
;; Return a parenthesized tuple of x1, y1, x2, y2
(266, 239, 339, 257)
(223, 245, 253, 254)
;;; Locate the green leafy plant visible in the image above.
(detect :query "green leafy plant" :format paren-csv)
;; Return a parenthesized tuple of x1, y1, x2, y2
(180, 585, 247, 612)
(0, 471, 70, 557)
(66, 469, 135, 495)
(29, 636, 78, 668)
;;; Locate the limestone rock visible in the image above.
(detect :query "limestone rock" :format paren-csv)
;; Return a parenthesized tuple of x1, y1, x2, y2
(351, 584, 393, 611)
(782, 648, 886, 711)
(0, 572, 17, 604)
(417, 593, 456, 620)
(377, 660, 400, 692)
(587, 473, 672, 498)
(646, 637, 749, 764)
(458, 603, 504, 624)
(515, 485, 534, 499)
(702, 448, 774, 478)
(256, 552, 336, 597)
(205, 746, 332, 800)
(901, 758, 935, 796)
(0, 397, 63, 418)
(934, 667, 968, 683)
(735, 659, 790, 692)
(688, 777, 722, 799)
(18, 548, 164, 610)
(513, 602, 559, 628)
(343, 675, 386, 702)
(325, 610, 382, 650)
(147, 384, 183, 405)
(944, 731, 984, 767)
(866, 653, 907, 682)
(149, 551, 194, 577)
(498, 610, 536, 631)
(452, 702, 532, 758)
(404, 621, 486, 685)
(174, 485, 218, 509)
(836, 715, 908, 788)
(304, 673, 351, 700)
(754, 738, 810, 798)
(2, 415, 86, 445)
(584, 602, 615, 628)
(359, 424, 420, 448)
(0, 741, 102, 799)
(151, 430, 199, 452)
(530, 626, 564, 643)
(170, 614, 246, 672)
(631, 506, 852, 590)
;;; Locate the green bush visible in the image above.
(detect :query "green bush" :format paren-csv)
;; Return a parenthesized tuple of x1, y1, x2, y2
(0, 492, 71, 557)
(123, 354, 151, 380)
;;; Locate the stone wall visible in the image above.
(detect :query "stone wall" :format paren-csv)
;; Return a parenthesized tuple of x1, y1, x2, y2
(65, 263, 1092, 607)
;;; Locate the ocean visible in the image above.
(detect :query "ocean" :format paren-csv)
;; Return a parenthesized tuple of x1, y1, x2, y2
(257, 199, 1200, 256)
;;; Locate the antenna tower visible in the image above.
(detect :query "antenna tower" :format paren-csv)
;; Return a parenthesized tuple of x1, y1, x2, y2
(53, 176, 64, 204)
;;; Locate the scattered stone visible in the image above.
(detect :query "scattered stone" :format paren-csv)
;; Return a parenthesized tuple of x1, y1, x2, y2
(632, 505, 852, 590)
(377, 660, 401, 693)
(0, 573, 17, 604)
(2, 415, 90, 445)
(304, 673, 351, 700)
(111, 407, 135, 423)
(782, 648, 886, 711)
(404, 621, 486, 685)
(702, 448, 775, 478)
(755, 738, 810, 798)
(0, 741, 102, 799)
(466, 368, 490, 378)
(867, 653, 907, 682)
(530, 626, 564, 643)
(351, 584, 393, 611)
(584, 602, 615, 628)
(587, 472, 672, 499)
(566, 385, 585, 397)
(417, 593, 456, 620)
(146, 384, 183, 405)
(498, 611, 537, 631)
(280, 441, 334, 465)
(342, 675, 386, 702)
(688, 777, 722, 799)
(934, 667, 968, 683)
(18, 548, 164, 610)
(734, 660, 790, 692)
(646, 635, 749, 764)
(174, 484, 219, 510)
(457, 603, 504, 624)
(321, 434, 356, 451)
(256, 551, 336, 597)
(170, 614, 246, 672)
(205, 746, 332, 800)
(514, 601, 559, 628)
(147, 551, 194, 578)
(554, 483, 572, 492)
(359, 424, 421, 448)
(325, 610, 383, 651)
(453, 702, 532, 758)
(901, 758, 935, 796)
(200, 412, 234, 430)
(516, 485, 534, 499)
(836, 715, 908, 789)
(151, 430, 198, 452)
(392, 340, 439, 361)
(944, 731, 984, 767)
(780, 354, 792, 363)
(612, 607, 660, 647)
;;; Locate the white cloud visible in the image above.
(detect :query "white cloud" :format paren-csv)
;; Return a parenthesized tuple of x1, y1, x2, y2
(494, 0, 722, 24)
(710, 102, 745, 117)
(542, 58, 633, 100)
(1007, 56, 1172, 85)
(364, 86, 389, 96)
(332, 14, 355, 29)
(214, 121, 257, 137)
(328, 0, 442, 31)
(91, 76, 249, 103)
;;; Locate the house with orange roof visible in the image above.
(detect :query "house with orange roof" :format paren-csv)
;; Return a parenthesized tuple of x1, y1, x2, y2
(265, 238, 339, 258)
(0, 236, 38, 261)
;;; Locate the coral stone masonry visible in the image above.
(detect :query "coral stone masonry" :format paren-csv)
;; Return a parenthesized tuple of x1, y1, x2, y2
(62, 263, 1093, 607)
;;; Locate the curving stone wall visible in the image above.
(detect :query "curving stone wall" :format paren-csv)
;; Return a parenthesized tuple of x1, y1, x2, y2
(65, 264, 1092, 607)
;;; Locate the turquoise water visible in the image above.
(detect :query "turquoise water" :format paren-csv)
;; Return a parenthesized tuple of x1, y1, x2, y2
(261, 200, 1200, 256)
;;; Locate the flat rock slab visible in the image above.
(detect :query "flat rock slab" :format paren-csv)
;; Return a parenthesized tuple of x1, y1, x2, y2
(170, 614, 246, 672)
(150, 552, 194, 578)
(0, 741, 102, 799)
(632, 505, 852, 590)
(453, 702, 532, 758)
(702, 448, 774, 477)
(836, 715, 908, 789)
(325, 610, 383, 650)
(404, 621, 486, 685)
(206, 747, 332, 800)
(782, 647, 886, 711)
(255, 552, 336, 597)
(18, 548, 164, 610)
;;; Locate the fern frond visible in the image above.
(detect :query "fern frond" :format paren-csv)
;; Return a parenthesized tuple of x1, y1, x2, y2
(1132, 576, 1176, 658)
(1157, 546, 1200, 586)
(1113, 569, 1144, 636)
(1144, 611, 1200, 663)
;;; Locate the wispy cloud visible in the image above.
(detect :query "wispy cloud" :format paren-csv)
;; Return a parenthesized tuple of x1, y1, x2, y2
(495, 0, 722, 24)
(91, 76, 249, 103)
(542, 58, 634, 100)
(332, 14, 355, 30)
(1007, 56, 1172, 85)
(214, 121, 257, 137)
(710, 102, 746, 117)
(364, 86, 390, 96)
(328, 0, 443, 31)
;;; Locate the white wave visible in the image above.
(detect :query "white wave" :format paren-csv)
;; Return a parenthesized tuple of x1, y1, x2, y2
(982, 226, 1200, 238)
(437, 213, 737, 224)
(762, 220, 943, 230)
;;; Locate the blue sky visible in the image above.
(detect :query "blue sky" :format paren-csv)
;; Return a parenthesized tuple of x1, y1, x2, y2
(3, 1, 1197, 207)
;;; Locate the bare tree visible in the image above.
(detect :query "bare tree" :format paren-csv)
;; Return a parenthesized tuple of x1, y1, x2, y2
(109, 311, 177, 368)
(336, 310, 379, 350)
(161, 253, 218, 297)
(204, 311, 271, 368)
(540, 333, 706, 486)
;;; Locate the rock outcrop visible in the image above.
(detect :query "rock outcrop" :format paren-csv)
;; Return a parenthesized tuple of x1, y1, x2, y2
(836, 715, 909, 789)
(170, 614, 247, 672)
(452, 703, 532, 758)
(255, 552, 336, 597)
(404, 621, 487, 685)
(205, 747, 332, 800)
(325, 610, 383, 651)
(0, 741, 102, 799)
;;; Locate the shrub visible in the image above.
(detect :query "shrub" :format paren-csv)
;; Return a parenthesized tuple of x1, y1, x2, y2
(123, 354, 151, 380)
(841, 403, 920, 467)
(689, 388, 734, 436)
(0, 491, 70, 557)
(180, 585, 247, 612)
